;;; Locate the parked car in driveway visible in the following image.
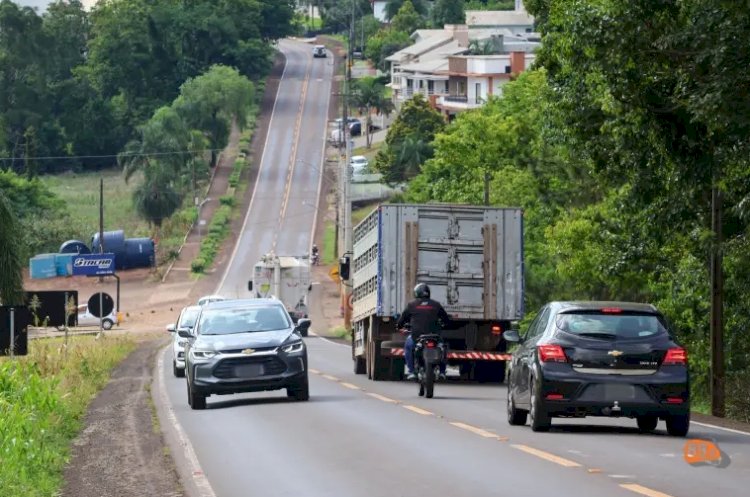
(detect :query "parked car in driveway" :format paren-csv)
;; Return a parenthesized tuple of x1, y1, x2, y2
(181, 299, 312, 410)
(349, 155, 369, 175)
(166, 305, 202, 378)
(504, 301, 690, 436)
(77, 304, 119, 330)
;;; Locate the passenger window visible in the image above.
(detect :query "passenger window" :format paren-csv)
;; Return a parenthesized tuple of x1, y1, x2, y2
(524, 307, 550, 341)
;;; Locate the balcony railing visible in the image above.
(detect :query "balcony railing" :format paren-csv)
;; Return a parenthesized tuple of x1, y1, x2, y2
(442, 94, 483, 105)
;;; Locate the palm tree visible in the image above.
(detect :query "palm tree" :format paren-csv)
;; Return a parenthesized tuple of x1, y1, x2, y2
(132, 165, 183, 229)
(393, 134, 432, 179)
(350, 77, 395, 148)
(0, 191, 23, 305)
(467, 39, 496, 55)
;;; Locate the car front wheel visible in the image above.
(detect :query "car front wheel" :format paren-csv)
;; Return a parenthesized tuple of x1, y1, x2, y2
(287, 376, 310, 401)
(507, 387, 528, 426)
(173, 360, 185, 378)
(102, 319, 114, 330)
(187, 380, 206, 410)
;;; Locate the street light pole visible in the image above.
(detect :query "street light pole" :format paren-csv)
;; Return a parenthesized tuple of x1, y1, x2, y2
(342, 0, 356, 330)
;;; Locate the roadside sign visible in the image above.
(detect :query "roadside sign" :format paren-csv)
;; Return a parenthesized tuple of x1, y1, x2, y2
(88, 292, 114, 318)
(72, 253, 116, 276)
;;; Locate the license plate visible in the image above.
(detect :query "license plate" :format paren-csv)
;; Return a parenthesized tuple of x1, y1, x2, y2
(604, 383, 636, 400)
(235, 364, 264, 377)
(423, 349, 441, 362)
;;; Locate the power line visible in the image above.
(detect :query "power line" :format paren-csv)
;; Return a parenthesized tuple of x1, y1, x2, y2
(0, 147, 226, 162)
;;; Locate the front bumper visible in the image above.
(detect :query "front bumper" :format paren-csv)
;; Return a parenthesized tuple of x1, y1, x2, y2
(190, 353, 307, 396)
(539, 364, 689, 418)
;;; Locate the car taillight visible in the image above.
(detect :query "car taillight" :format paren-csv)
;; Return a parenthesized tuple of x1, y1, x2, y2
(491, 324, 502, 335)
(666, 397, 684, 404)
(663, 347, 687, 365)
(426, 341, 436, 349)
(538, 345, 567, 363)
(545, 393, 564, 400)
(601, 307, 622, 314)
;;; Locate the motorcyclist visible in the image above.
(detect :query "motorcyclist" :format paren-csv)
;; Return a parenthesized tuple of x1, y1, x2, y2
(397, 283, 450, 381)
(311, 244, 319, 264)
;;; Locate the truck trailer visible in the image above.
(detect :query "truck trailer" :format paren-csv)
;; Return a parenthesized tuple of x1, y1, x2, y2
(249, 254, 312, 327)
(350, 204, 524, 382)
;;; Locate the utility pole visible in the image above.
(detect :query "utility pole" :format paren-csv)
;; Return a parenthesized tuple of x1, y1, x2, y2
(98, 177, 105, 338)
(342, 0, 355, 330)
(710, 184, 724, 417)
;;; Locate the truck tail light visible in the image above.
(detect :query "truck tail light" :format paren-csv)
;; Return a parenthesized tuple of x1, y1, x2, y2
(538, 345, 567, 363)
(663, 347, 687, 365)
(426, 341, 436, 349)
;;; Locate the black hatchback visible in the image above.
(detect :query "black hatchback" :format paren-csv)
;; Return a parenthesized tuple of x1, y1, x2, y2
(504, 302, 689, 436)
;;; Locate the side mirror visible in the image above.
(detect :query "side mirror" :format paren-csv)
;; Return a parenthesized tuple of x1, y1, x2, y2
(503, 330, 522, 343)
(166, 323, 176, 333)
(296, 318, 311, 333)
(177, 329, 193, 338)
(248, 281, 253, 291)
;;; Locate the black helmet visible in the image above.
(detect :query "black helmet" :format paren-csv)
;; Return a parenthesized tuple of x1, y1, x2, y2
(414, 283, 430, 299)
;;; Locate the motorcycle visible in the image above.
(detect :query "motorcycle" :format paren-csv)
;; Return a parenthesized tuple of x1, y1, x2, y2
(311, 252, 320, 265)
(414, 334, 446, 398)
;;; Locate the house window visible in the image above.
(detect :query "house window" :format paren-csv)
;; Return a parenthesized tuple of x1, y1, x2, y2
(427, 80, 434, 94)
(505, 65, 512, 74)
(475, 82, 482, 104)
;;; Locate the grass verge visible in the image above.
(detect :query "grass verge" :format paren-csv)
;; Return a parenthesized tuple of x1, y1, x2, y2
(0, 335, 136, 497)
(330, 326, 350, 340)
(322, 221, 337, 266)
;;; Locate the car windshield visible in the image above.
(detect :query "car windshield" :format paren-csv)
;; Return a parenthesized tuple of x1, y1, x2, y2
(198, 306, 290, 335)
(556, 312, 668, 339)
(178, 308, 201, 329)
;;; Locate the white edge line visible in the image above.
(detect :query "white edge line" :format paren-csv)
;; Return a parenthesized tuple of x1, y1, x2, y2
(309, 42, 333, 256)
(216, 49, 289, 294)
(692, 421, 750, 436)
(308, 332, 350, 348)
(154, 346, 216, 497)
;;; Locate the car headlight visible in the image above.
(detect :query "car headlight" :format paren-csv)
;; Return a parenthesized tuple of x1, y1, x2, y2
(282, 340, 304, 354)
(190, 348, 217, 361)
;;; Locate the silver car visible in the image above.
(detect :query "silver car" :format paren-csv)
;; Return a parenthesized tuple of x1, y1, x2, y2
(181, 299, 311, 410)
(166, 305, 202, 377)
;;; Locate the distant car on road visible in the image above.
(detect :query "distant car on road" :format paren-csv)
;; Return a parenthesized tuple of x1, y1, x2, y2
(166, 305, 202, 377)
(181, 299, 312, 410)
(504, 301, 690, 436)
(312, 45, 326, 58)
(197, 295, 226, 306)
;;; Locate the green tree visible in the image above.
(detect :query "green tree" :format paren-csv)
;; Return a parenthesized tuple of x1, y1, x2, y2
(173, 65, 255, 168)
(375, 94, 444, 183)
(350, 77, 394, 148)
(0, 190, 23, 305)
(384, 0, 428, 20)
(390, 0, 424, 35)
(431, 0, 465, 27)
(365, 28, 411, 72)
(132, 166, 183, 229)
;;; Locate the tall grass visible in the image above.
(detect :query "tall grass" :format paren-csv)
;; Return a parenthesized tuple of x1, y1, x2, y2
(0, 336, 136, 496)
(322, 221, 337, 265)
(40, 170, 150, 241)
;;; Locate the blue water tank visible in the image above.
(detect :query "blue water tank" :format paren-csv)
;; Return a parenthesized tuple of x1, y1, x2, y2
(123, 238, 155, 269)
(54, 253, 74, 276)
(29, 254, 57, 279)
(91, 230, 126, 269)
(59, 240, 91, 255)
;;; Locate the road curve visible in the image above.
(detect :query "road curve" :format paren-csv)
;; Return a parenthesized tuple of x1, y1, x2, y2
(161, 40, 750, 497)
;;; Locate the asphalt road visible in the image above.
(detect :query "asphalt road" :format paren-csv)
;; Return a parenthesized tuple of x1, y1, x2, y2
(217, 39, 332, 298)
(160, 40, 750, 497)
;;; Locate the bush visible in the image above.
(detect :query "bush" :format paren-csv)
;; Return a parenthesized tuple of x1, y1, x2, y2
(219, 194, 235, 207)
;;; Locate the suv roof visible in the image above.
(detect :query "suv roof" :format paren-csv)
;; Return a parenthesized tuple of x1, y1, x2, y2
(203, 298, 282, 310)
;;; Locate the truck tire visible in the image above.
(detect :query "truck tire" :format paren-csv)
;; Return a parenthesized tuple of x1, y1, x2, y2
(474, 361, 506, 384)
(353, 356, 366, 374)
(367, 341, 391, 381)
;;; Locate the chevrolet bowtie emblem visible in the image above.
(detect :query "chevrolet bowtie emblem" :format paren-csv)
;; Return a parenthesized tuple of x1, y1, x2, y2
(241, 348, 256, 355)
(608, 350, 624, 357)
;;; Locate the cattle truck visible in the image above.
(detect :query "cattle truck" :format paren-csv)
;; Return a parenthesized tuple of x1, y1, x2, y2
(350, 204, 524, 382)
(249, 254, 312, 325)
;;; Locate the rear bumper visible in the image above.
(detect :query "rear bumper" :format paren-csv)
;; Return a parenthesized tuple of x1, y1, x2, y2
(540, 364, 689, 417)
(387, 346, 510, 361)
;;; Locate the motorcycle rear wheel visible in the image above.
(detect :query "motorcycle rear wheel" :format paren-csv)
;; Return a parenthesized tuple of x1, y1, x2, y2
(424, 362, 435, 398)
